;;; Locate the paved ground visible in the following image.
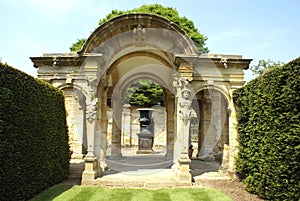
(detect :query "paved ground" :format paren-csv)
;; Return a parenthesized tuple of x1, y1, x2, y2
(68, 147, 230, 187)
(65, 148, 262, 200)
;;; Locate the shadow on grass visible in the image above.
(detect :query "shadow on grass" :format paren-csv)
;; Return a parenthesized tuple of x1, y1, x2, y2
(30, 184, 74, 201)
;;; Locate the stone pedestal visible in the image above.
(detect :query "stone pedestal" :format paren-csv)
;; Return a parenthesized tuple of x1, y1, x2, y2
(173, 152, 192, 181)
(136, 131, 154, 154)
(136, 108, 155, 154)
(81, 157, 97, 185)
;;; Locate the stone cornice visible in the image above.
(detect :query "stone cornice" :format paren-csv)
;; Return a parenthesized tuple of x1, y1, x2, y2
(30, 53, 83, 68)
(175, 54, 252, 70)
(30, 53, 103, 68)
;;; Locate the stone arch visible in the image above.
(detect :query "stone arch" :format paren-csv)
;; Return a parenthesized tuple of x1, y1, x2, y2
(79, 13, 199, 55)
(194, 85, 230, 105)
(193, 87, 229, 167)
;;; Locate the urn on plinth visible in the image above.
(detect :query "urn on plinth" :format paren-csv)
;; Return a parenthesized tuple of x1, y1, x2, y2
(136, 108, 155, 154)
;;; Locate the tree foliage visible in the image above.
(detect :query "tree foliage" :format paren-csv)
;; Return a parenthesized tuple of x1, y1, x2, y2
(70, 38, 86, 52)
(233, 57, 300, 200)
(250, 59, 284, 76)
(125, 80, 163, 107)
(70, 4, 208, 52)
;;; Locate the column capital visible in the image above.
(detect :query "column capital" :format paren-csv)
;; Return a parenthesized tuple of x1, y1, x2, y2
(178, 62, 193, 81)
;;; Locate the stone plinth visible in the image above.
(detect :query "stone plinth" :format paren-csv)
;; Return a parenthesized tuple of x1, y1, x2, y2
(173, 152, 192, 183)
(81, 157, 98, 185)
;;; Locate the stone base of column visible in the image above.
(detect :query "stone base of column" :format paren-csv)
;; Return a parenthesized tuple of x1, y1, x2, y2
(81, 157, 97, 185)
(109, 153, 122, 160)
(71, 153, 84, 159)
(172, 151, 192, 183)
(220, 144, 229, 171)
(136, 149, 154, 154)
(165, 145, 173, 161)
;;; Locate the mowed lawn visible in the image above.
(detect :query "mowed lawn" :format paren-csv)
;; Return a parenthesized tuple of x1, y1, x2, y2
(30, 184, 232, 201)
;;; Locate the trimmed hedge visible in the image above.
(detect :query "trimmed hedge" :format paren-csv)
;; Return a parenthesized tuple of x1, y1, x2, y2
(233, 57, 300, 200)
(0, 63, 70, 201)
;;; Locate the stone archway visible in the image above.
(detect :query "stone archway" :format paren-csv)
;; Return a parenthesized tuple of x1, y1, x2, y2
(31, 13, 252, 186)
(102, 55, 177, 168)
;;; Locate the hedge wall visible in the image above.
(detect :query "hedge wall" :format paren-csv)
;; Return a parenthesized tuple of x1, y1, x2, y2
(0, 63, 70, 201)
(233, 57, 300, 200)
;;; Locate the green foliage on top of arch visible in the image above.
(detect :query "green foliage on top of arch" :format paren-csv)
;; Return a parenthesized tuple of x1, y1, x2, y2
(70, 4, 208, 53)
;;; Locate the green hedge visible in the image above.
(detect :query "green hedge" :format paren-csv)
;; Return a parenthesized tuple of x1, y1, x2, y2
(233, 57, 300, 200)
(0, 63, 70, 201)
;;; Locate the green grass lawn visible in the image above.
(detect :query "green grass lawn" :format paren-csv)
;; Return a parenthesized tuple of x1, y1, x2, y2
(30, 184, 232, 201)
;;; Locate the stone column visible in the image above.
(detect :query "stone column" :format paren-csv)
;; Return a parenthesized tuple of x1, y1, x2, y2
(110, 99, 122, 159)
(64, 94, 75, 154)
(172, 69, 195, 183)
(64, 89, 86, 159)
(111, 117, 122, 159)
(82, 76, 98, 184)
(72, 92, 86, 159)
(227, 89, 239, 173)
(122, 104, 132, 147)
(165, 92, 175, 161)
(99, 82, 108, 172)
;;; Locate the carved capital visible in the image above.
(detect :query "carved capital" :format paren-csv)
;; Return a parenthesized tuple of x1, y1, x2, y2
(86, 75, 98, 87)
(178, 63, 193, 81)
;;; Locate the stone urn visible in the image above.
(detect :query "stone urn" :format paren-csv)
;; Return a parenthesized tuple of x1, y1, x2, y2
(136, 108, 155, 154)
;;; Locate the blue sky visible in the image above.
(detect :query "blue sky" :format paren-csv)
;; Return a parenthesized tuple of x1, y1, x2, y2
(1, 0, 299, 81)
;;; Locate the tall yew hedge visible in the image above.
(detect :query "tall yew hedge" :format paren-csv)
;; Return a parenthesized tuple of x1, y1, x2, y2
(0, 63, 70, 201)
(233, 57, 300, 200)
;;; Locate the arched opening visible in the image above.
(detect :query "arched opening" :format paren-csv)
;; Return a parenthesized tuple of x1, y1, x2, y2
(103, 78, 174, 174)
(95, 48, 177, 176)
(190, 88, 229, 175)
(61, 87, 87, 159)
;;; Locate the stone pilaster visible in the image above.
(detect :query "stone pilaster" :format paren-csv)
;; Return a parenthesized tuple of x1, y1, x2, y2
(110, 118, 122, 159)
(227, 89, 239, 172)
(122, 104, 132, 147)
(172, 65, 195, 182)
(99, 83, 108, 173)
(82, 75, 99, 183)
(165, 93, 175, 161)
